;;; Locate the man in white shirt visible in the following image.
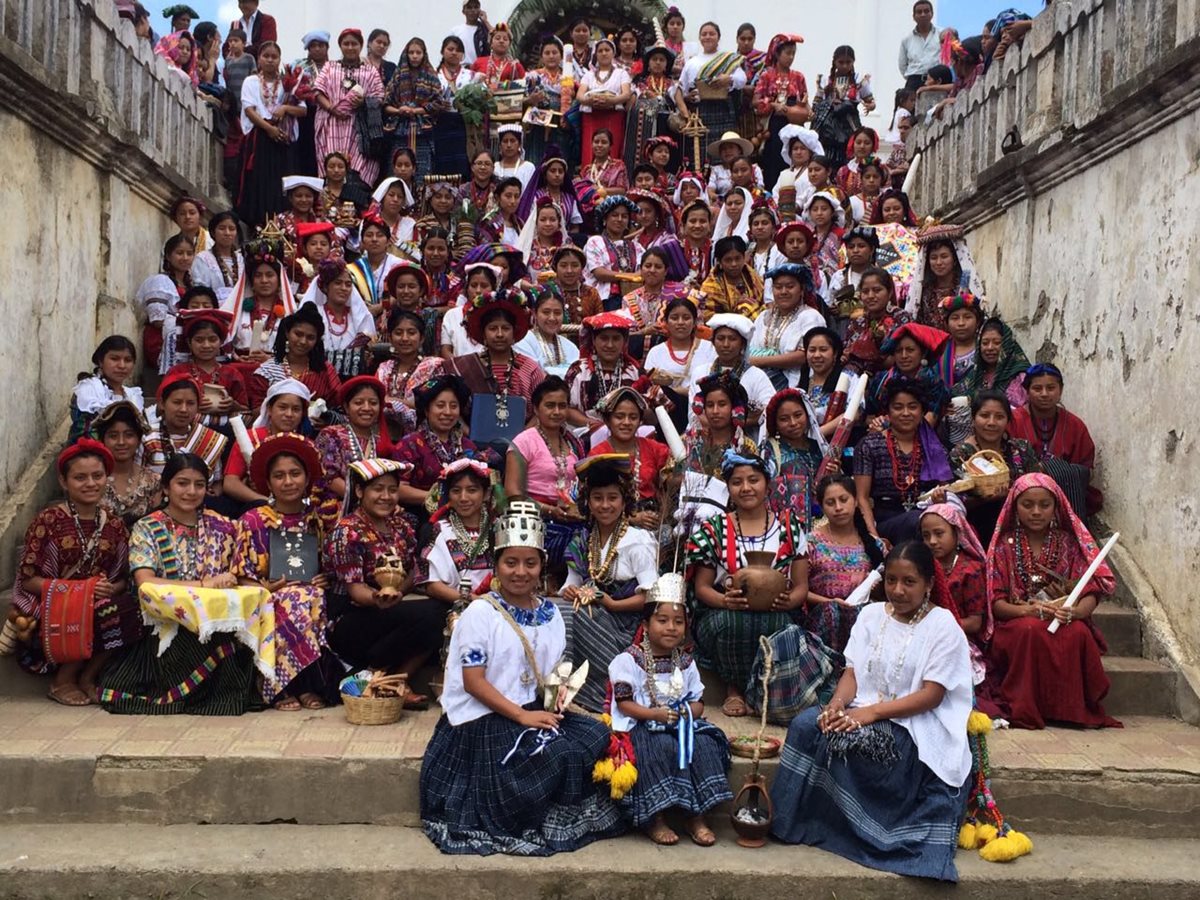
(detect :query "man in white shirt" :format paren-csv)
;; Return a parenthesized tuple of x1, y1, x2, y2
(898, 1, 942, 91)
(449, 0, 490, 66)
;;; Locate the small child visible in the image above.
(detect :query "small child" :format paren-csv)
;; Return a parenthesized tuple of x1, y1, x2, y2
(166, 309, 248, 429)
(804, 190, 845, 280)
(601, 577, 732, 846)
(774, 222, 830, 312)
(644, 136, 678, 194)
(222, 29, 255, 114)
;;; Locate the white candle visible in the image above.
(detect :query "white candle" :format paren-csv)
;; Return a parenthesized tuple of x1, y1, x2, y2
(1048, 532, 1119, 634)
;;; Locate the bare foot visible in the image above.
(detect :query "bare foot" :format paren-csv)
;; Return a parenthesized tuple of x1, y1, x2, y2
(685, 814, 717, 846)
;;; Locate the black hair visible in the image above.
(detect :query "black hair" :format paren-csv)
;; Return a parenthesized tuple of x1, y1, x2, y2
(360, 218, 391, 240)
(829, 45, 857, 83)
(159, 377, 200, 404)
(640, 246, 671, 271)
(160, 451, 209, 489)
(184, 318, 222, 344)
(227, 27, 247, 42)
(860, 158, 888, 179)
(885, 539, 936, 582)
(192, 21, 217, 46)
(495, 176, 523, 196)
(816, 474, 886, 567)
(926, 64, 953, 85)
(957, 36, 984, 66)
(162, 233, 195, 284)
(663, 295, 698, 320)
(748, 205, 776, 226)
(615, 26, 640, 56)
(567, 17, 590, 31)
(420, 227, 452, 254)
(90, 335, 137, 371)
(206, 210, 243, 245)
(479, 307, 516, 332)
(922, 238, 963, 283)
(892, 87, 917, 120)
(577, 460, 635, 521)
(632, 162, 659, 180)
(737, 22, 756, 37)
(699, 21, 721, 38)
(798, 327, 845, 393)
(413, 375, 470, 423)
(913, 0, 933, 12)
(869, 189, 916, 226)
(470, 148, 494, 165)
(93, 403, 148, 440)
(809, 154, 833, 171)
(367, 29, 390, 44)
(883, 375, 929, 413)
(445, 465, 490, 495)
(391, 146, 417, 172)
(698, 375, 748, 408)
(971, 387, 1012, 418)
(663, 9, 685, 27)
(274, 303, 330, 372)
(386, 307, 426, 335)
(714, 235, 748, 261)
(859, 265, 896, 297)
(440, 35, 465, 60)
(531, 375, 570, 407)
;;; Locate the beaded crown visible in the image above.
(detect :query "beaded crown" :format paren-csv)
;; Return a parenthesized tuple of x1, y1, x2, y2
(492, 499, 545, 552)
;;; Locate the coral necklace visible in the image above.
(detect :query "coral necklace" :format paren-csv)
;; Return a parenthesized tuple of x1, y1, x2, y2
(886, 430, 923, 508)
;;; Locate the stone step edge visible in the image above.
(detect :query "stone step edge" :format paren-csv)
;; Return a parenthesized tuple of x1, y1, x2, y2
(0, 825, 1198, 899)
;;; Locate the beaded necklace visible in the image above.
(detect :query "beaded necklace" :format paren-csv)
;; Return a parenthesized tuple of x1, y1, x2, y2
(603, 234, 636, 284)
(533, 328, 563, 366)
(885, 430, 923, 507)
(762, 306, 799, 351)
(1032, 412, 1059, 458)
(65, 501, 105, 572)
(166, 511, 205, 579)
(640, 629, 684, 708)
(538, 424, 572, 494)
(479, 351, 517, 423)
(1012, 525, 1066, 598)
(731, 509, 776, 570)
(587, 518, 629, 586)
(449, 509, 490, 562)
(666, 337, 697, 367)
(216, 253, 239, 288)
(282, 357, 309, 380)
(591, 357, 623, 400)
(385, 355, 421, 399)
(865, 599, 933, 701)
(346, 426, 377, 463)
(421, 424, 464, 466)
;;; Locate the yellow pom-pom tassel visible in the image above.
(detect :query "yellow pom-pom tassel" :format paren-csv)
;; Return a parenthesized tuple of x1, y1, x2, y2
(967, 710, 993, 735)
(592, 757, 615, 783)
(979, 831, 1033, 862)
(601, 713, 612, 727)
(957, 822, 979, 849)
(1009, 831, 1033, 855)
(975, 823, 999, 845)
(610, 761, 638, 800)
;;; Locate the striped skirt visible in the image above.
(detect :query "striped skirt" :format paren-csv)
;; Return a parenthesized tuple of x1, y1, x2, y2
(420, 708, 626, 855)
(692, 607, 798, 695)
(770, 708, 965, 882)
(622, 720, 732, 827)
(695, 99, 739, 147)
(568, 605, 641, 713)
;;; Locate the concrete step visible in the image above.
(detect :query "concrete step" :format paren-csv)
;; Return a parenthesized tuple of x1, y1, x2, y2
(1104, 656, 1179, 718)
(0, 825, 1198, 899)
(1093, 604, 1143, 658)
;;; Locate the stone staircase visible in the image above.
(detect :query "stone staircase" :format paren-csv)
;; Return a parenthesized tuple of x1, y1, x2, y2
(0, 589, 1196, 897)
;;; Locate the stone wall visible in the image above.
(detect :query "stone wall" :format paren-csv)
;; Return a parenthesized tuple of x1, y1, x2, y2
(0, 0, 225, 584)
(908, 0, 1200, 668)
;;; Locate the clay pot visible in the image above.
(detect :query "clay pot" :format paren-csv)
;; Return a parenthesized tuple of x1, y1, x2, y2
(734, 550, 787, 612)
(730, 773, 774, 848)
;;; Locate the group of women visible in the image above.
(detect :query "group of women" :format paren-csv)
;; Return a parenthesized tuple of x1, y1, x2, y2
(11, 0, 1120, 884)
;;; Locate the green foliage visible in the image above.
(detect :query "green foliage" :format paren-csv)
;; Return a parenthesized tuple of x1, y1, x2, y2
(455, 82, 496, 129)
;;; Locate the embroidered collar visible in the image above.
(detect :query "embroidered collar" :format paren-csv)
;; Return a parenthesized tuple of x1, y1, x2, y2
(492, 592, 556, 626)
(628, 644, 693, 672)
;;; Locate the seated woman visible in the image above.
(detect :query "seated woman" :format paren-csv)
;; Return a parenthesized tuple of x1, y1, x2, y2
(70, 336, 144, 443)
(937, 291, 985, 446)
(841, 267, 911, 375)
(301, 258, 377, 358)
(135, 234, 194, 371)
(221, 238, 299, 375)
(92, 401, 161, 528)
(324, 458, 444, 688)
(949, 389, 1041, 546)
(376, 309, 427, 439)
(560, 455, 659, 712)
(564, 312, 641, 432)
(417, 458, 496, 604)
(519, 198, 569, 280)
(706, 314, 775, 439)
(606, 579, 732, 847)
(803, 475, 886, 653)
(14, 440, 143, 705)
(644, 296, 716, 434)
(686, 450, 810, 717)
(749, 264, 826, 391)
(760, 388, 828, 529)
(677, 373, 757, 537)
(699, 233, 764, 321)
(921, 502, 992, 684)
(166, 309, 249, 430)
(584, 195, 640, 310)
(588, 386, 670, 530)
(770, 541, 973, 883)
(223, 379, 313, 512)
(100, 453, 269, 715)
(621, 246, 689, 362)
(235, 434, 332, 710)
(314, 376, 394, 529)
(964, 316, 1030, 410)
(867, 322, 951, 426)
(420, 499, 624, 855)
(551, 246, 604, 327)
(853, 378, 953, 545)
(439, 262, 496, 360)
(248, 303, 343, 410)
(513, 286, 580, 380)
(1007, 363, 1101, 517)
(142, 373, 229, 487)
(982, 474, 1120, 729)
(797, 326, 846, 439)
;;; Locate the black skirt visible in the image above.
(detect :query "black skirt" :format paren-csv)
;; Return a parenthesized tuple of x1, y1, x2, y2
(621, 720, 733, 827)
(238, 130, 297, 231)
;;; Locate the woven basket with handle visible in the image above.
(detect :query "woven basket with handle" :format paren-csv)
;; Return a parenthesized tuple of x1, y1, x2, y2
(965, 449, 1011, 501)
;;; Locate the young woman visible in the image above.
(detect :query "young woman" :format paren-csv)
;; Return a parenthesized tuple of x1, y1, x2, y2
(277, 179, 327, 262)
(460, 149, 498, 220)
(773, 126, 823, 210)
(803, 190, 845, 279)
(748, 204, 785, 293)
(71, 336, 144, 443)
(92, 401, 161, 527)
(551, 246, 603, 326)
(679, 200, 714, 289)
(475, 177, 525, 246)
(770, 541, 971, 883)
(417, 458, 496, 603)
(773, 221, 829, 305)
(439, 262, 495, 359)
(522, 37, 573, 168)
(662, 7, 699, 77)
(236, 435, 331, 710)
(983, 474, 1120, 729)
(753, 33, 810, 191)
(581, 128, 628, 194)
(564, 16, 594, 77)
(136, 234, 195, 370)
(376, 308, 426, 438)
(760, 389, 828, 528)
(167, 309, 248, 428)
(621, 247, 688, 361)
(699, 234, 764, 325)
(304, 258, 377, 354)
(867, 322, 951, 423)
(606, 583, 732, 846)
(191, 210, 243, 304)
(560, 455, 659, 712)
(348, 215, 404, 313)
(223, 378, 312, 509)
(853, 378, 953, 545)
(826, 224, 878, 307)
(704, 313, 775, 438)
(248, 302, 343, 410)
(15, 440, 143, 704)
(371, 177, 419, 258)
(623, 46, 681, 175)
(564, 312, 642, 430)
(320, 153, 356, 227)
(141, 374, 228, 485)
(939, 291, 986, 446)
(224, 238, 298, 370)
(921, 502, 991, 684)
(100, 454, 265, 715)
(577, 40, 632, 169)
(676, 23, 746, 147)
(419, 499, 624, 855)
(589, 387, 670, 528)
(584, 195, 640, 309)
(383, 37, 442, 182)
(869, 188, 918, 227)
(842, 267, 912, 375)
(314, 376, 395, 527)
(516, 155, 583, 234)
(520, 198, 569, 278)
(749, 263, 825, 390)
(710, 186, 752, 242)
(314, 29, 386, 185)
(907, 222, 985, 325)
(686, 450, 811, 717)
(170, 194, 208, 252)
(513, 288, 579, 379)
(964, 317, 1031, 409)
(470, 21, 525, 88)
(493, 126, 536, 190)
(1007, 364, 1102, 517)
(803, 474, 886, 653)
(813, 48, 876, 172)
(836, 129, 879, 198)
(419, 228, 464, 315)
(431, 36, 476, 177)
(644, 297, 716, 423)
(797, 326, 846, 437)
(950, 389, 1042, 546)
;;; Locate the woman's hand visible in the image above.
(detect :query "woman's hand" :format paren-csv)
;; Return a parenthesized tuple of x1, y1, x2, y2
(560, 585, 580, 604)
(246, 349, 273, 363)
(711, 74, 732, 90)
(928, 485, 948, 504)
(372, 589, 403, 609)
(655, 707, 679, 726)
(830, 705, 879, 732)
(817, 700, 846, 733)
(201, 573, 238, 589)
(518, 709, 562, 730)
(723, 586, 749, 611)
(92, 578, 117, 600)
(771, 591, 802, 612)
(629, 510, 659, 530)
(868, 415, 888, 432)
(310, 573, 330, 590)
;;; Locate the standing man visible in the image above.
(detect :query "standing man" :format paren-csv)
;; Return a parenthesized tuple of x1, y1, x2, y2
(898, 1, 942, 91)
(227, 0, 277, 60)
(450, 1, 490, 66)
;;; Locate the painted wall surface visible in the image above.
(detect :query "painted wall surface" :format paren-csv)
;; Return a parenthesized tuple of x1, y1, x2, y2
(279, 0, 913, 133)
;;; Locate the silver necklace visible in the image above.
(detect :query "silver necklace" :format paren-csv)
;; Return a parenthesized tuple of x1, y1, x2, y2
(865, 599, 932, 701)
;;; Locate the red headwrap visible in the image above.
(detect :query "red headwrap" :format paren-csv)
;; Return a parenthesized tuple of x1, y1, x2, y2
(338, 28, 364, 45)
(57, 438, 115, 477)
(156, 371, 201, 405)
(766, 33, 804, 65)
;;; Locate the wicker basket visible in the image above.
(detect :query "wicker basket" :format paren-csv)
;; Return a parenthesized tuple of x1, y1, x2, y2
(965, 449, 1011, 501)
(729, 735, 781, 759)
(491, 86, 525, 122)
(341, 673, 408, 726)
(697, 80, 730, 101)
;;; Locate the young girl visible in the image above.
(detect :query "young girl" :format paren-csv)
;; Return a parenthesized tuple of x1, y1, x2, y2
(376, 308, 426, 438)
(849, 156, 888, 226)
(470, 21, 525, 88)
(770, 541, 971, 883)
(417, 181, 475, 264)
(420, 499, 623, 855)
(813, 47, 875, 172)
(142, 374, 229, 484)
(622, 247, 688, 361)
(748, 203, 785, 295)
(314, 376, 394, 526)
(605, 579, 732, 846)
(371, 177, 419, 260)
(760, 388, 828, 528)
(679, 200, 714, 289)
(584, 195, 640, 309)
(705, 313, 775, 438)
(551, 246, 603, 326)
(750, 264, 825, 389)
(773, 221, 827, 301)
(513, 288, 580, 379)
(417, 458, 496, 603)
(582, 129, 629, 194)
(589, 387, 670, 527)
(835, 127, 879, 197)
(699, 235, 764, 321)
(563, 312, 641, 430)
(167, 309, 248, 428)
(578, 40, 632, 169)
(248, 303, 343, 411)
(93, 400, 161, 527)
(440, 262, 496, 360)
(522, 199, 568, 278)
(803, 474, 886, 653)
(711, 186, 751, 242)
(71, 337, 144, 443)
(518, 155, 584, 233)
(561, 455, 659, 713)
(827, 225, 878, 313)
(222, 379, 313, 510)
(293, 223, 336, 297)
(348, 216, 404, 313)
(645, 136, 678, 193)
(420, 228, 464, 314)
(803, 190, 845, 279)
(939, 291, 986, 446)
(921, 502, 991, 684)
(645, 296, 717, 431)
(475, 177, 525, 245)
(492, 125, 536, 189)
(191, 210, 243, 304)
(841, 267, 911, 375)
(383, 38, 441, 184)
(797, 326, 846, 437)
(136, 234, 195, 370)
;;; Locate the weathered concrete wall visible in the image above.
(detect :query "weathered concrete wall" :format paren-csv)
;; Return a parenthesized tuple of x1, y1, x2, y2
(0, 0, 225, 583)
(909, 0, 1200, 668)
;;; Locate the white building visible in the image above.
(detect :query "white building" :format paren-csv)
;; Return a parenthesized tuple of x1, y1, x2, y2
(279, 1, 913, 132)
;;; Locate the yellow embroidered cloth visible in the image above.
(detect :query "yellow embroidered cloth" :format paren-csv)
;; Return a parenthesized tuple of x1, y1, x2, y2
(138, 584, 276, 680)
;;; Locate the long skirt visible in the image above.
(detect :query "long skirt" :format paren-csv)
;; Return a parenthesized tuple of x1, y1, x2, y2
(328, 597, 446, 672)
(692, 607, 797, 695)
(621, 721, 732, 827)
(420, 707, 626, 855)
(99, 630, 257, 716)
(238, 130, 296, 231)
(694, 98, 739, 148)
(432, 111, 469, 178)
(580, 109, 626, 170)
(801, 600, 859, 656)
(770, 709, 964, 882)
(569, 605, 641, 713)
(261, 584, 325, 703)
(760, 113, 789, 191)
(980, 616, 1120, 729)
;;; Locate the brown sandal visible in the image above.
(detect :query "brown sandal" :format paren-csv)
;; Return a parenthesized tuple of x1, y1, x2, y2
(48, 684, 91, 707)
(274, 695, 302, 711)
(686, 819, 717, 847)
(721, 695, 749, 717)
(646, 821, 679, 846)
(298, 692, 325, 710)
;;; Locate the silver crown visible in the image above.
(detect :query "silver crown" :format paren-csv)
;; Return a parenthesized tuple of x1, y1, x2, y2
(493, 499, 546, 552)
(647, 573, 687, 608)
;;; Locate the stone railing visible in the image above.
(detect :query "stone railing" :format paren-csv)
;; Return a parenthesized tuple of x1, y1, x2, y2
(0, 0, 225, 208)
(908, 0, 1200, 226)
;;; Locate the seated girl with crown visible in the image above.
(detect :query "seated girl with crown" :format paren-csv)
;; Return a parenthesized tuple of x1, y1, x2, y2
(420, 499, 625, 856)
